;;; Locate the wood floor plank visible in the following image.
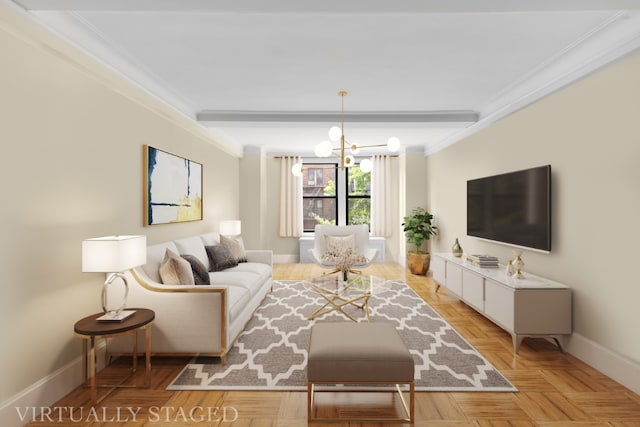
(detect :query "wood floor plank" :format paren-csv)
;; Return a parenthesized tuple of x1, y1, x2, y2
(21, 262, 640, 426)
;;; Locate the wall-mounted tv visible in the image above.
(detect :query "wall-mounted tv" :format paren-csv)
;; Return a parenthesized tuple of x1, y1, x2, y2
(467, 165, 551, 252)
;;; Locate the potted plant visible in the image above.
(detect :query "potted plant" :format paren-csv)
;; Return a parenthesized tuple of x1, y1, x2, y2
(402, 207, 438, 275)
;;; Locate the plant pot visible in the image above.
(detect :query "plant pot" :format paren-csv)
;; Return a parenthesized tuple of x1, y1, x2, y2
(407, 251, 431, 275)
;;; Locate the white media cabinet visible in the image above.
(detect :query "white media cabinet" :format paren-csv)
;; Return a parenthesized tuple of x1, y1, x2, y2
(431, 253, 572, 354)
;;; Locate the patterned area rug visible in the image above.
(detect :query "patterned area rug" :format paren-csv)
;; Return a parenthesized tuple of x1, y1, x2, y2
(167, 279, 516, 392)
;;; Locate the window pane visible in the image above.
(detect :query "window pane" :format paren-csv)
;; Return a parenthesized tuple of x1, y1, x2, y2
(348, 166, 370, 196)
(347, 198, 370, 225)
(303, 197, 336, 230)
(303, 164, 336, 196)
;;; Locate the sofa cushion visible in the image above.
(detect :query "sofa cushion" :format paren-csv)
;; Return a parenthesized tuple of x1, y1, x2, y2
(221, 235, 247, 263)
(159, 249, 195, 285)
(206, 245, 239, 271)
(181, 254, 210, 286)
(229, 262, 271, 285)
(174, 236, 210, 271)
(210, 270, 264, 297)
(143, 242, 180, 282)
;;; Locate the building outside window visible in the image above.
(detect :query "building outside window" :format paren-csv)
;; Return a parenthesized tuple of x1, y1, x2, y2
(303, 164, 337, 231)
(302, 162, 370, 232)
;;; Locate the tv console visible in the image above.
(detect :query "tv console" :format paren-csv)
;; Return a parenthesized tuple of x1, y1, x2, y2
(431, 253, 572, 354)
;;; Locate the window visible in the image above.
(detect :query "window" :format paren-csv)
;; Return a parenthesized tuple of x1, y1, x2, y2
(303, 164, 337, 231)
(347, 165, 371, 226)
(301, 162, 371, 232)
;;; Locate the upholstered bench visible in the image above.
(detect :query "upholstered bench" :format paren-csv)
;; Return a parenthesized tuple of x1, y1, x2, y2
(307, 322, 415, 423)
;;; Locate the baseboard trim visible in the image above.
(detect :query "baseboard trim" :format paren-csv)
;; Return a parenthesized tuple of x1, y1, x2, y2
(0, 342, 107, 427)
(566, 332, 640, 395)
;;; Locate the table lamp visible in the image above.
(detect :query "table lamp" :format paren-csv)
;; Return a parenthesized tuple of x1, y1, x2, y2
(82, 235, 147, 321)
(219, 220, 241, 236)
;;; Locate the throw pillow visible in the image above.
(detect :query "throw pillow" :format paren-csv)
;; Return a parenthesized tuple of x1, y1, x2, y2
(159, 249, 195, 285)
(205, 244, 239, 271)
(180, 254, 210, 286)
(221, 235, 247, 263)
(324, 234, 356, 255)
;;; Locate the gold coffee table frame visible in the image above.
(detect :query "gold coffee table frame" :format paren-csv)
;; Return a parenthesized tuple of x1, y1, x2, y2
(306, 272, 390, 322)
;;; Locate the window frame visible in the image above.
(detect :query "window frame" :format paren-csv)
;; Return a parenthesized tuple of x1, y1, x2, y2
(300, 160, 371, 232)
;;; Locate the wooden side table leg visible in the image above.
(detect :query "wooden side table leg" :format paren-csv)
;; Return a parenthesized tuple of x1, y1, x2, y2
(82, 338, 88, 384)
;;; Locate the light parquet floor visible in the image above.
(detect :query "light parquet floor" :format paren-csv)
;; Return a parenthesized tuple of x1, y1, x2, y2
(24, 263, 640, 426)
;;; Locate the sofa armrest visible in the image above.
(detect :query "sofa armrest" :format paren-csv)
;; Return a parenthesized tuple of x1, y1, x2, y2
(245, 249, 273, 266)
(121, 268, 229, 354)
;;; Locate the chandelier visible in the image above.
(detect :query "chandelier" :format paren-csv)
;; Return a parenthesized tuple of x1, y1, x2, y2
(292, 91, 400, 176)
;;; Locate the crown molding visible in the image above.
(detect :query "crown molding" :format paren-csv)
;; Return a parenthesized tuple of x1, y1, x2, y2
(425, 10, 640, 156)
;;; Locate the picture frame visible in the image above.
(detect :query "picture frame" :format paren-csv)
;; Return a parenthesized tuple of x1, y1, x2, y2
(143, 145, 203, 226)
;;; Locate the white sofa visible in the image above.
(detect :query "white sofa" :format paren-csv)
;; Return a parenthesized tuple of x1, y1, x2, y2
(106, 232, 272, 363)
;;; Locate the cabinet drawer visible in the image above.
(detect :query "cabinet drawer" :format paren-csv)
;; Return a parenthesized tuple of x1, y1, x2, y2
(462, 270, 484, 311)
(484, 279, 514, 330)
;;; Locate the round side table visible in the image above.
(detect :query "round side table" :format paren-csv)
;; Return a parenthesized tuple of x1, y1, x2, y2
(74, 308, 154, 403)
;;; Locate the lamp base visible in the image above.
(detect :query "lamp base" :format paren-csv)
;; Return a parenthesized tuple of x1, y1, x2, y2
(97, 310, 136, 322)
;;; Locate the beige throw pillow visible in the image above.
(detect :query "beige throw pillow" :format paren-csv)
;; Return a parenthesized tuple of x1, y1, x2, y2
(324, 234, 356, 254)
(221, 235, 247, 263)
(159, 249, 195, 285)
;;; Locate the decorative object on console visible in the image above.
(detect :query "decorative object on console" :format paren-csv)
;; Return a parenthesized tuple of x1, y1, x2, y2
(452, 238, 463, 257)
(402, 207, 438, 275)
(466, 254, 499, 268)
(290, 91, 400, 175)
(512, 250, 525, 279)
(505, 259, 515, 277)
(144, 145, 203, 226)
(82, 235, 147, 321)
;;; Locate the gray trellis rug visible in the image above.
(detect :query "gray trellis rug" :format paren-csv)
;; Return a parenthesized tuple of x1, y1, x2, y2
(167, 280, 516, 392)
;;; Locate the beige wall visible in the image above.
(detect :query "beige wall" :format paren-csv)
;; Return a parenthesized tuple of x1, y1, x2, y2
(426, 51, 640, 365)
(0, 6, 239, 403)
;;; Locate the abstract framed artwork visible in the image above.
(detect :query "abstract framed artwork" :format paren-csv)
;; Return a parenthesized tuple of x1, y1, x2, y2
(143, 145, 203, 226)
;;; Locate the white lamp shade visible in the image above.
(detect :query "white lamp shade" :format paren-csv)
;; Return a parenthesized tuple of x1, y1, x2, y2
(220, 220, 241, 236)
(82, 235, 146, 273)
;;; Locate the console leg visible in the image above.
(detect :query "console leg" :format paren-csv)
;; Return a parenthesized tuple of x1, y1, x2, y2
(512, 334, 525, 354)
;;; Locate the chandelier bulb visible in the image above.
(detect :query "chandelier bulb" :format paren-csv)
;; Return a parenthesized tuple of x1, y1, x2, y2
(349, 144, 360, 155)
(387, 136, 400, 152)
(344, 154, 355, 167)
(328, 126, 342, 142)
(359, 158, 372, 173)
(291, 162, 303, 177)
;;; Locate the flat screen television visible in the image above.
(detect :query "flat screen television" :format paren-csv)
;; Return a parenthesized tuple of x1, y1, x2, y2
(467, 165, 551, 252)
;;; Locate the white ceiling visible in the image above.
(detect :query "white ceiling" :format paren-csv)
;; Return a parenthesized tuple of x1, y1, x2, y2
(9, 0, 640, 156)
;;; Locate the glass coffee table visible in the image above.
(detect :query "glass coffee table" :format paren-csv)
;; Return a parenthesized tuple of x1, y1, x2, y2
(304, 271, 391, 322)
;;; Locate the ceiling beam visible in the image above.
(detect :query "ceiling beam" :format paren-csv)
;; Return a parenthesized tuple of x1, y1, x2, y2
(196, 110, 479, 125)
